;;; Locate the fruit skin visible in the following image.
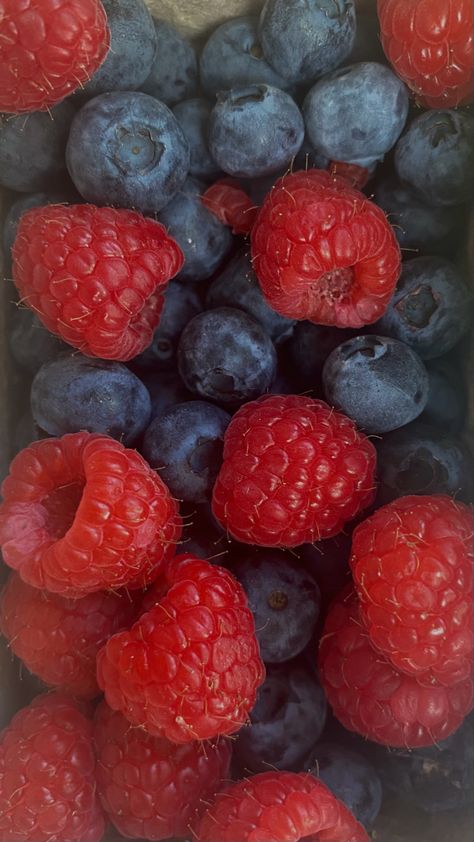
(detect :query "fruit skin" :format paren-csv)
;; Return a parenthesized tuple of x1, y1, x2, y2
(173, 98, 222, 180)
(12, 203, 183, 362)
(141, 17, 199, 106)
(251, 169, 401, 328)
(0, 692, 105, 842)
(97, 553, 265, 744)
(350, 495, 473, 686)
(211, 394, 376, 547)
(93, 700, 232, 841)
(0, 0, 110, 113)
(319, 588, 473, 748)
(196, 770, 369, 842)
(133, 281, 202, 370)
(0, 431, 182, 598)
(377, 0, 473, 109)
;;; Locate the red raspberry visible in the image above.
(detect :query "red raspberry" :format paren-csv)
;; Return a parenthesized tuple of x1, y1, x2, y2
(195, 770, 369, 842)
(94, 700, 232, 840)
(318, 588, 473, 748)
(350, 495, 473, 686)
(377, 0, 473, 109)
(250, 169, 401, 328)
(96, 553, 265, 743)
(202, 178, 259, 235)
(12, 203, 184, 361)
(0, 692, 105, 842)
(0, 0, 110, 114)
(0, 432, 182, 598)
(0, 572, 141, 698)
(211, 394, 376, 547)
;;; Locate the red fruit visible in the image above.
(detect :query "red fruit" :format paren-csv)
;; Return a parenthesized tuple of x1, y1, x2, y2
(350, 495, 473, 686)
(211, 394, 377, 547)
(0, 692, 105, 842)
(202, 178, 258, 235)
(0, 0, 110, 114)
(96, 553, 265, 743)
(377, 0, 473, 109)
(250, 169, 401, 328)
(0, 432, 182, 598)
(319, 588, 473, 748)
(195, 770, 369, 842)
(12, 203, 184, 361)
(94, 700, 232, 840)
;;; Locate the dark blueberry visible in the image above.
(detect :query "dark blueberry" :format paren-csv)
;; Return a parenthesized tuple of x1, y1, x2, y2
(178, 307, 277, 405)
(287, 321, 357, 392)
(31, 353, 151, 446)
(209, 84, 304, 178)
(172, 99, 222, 180)
(9, 309, 67, 375)
(258, 0, 356, 86)
(133, 282, 202, 369)
(157, 177, 233, 281)
(141, 401, 230, 503)
(394, 109, 474, 207)
(323, 335, 429, 434)
(421, 356, 467, 434)
(66, 91, 190, 213)
(299, 533, 351, 605)
(233, 661, 327, 774)
(138, 368, 192, 420)
(307, 743, 383, 828)
(232, 552, 321, 663)
(141, 18, 198, 106)
(206, 249, 295, 344)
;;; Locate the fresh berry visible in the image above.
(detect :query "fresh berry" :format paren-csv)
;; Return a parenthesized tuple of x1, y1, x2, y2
(97, 553, 265, 743)
(2, 191, 79, 270)
(250, 169, 401, 328)
(9, 308, 66, 375)
(133, 282, 202, 370)
(0, 572, 139, 698)
(318, 588, 473, 747)
(141, 17, 198, 105)
(422, 355, 468, 434)
(0, 692, 105, 841)
(0, 431, 182, 597)
(286, 321, 357, 392)
(93, 700, 232, 840)
(350, 495, 473, 685)
(0, 0, 109, 113)
(201, 178, 259, 236)
(211, 394, 377, 547)
(377, 0, 474, 109)
(173, 99, 222, 180)
(12, 203, 183, 361)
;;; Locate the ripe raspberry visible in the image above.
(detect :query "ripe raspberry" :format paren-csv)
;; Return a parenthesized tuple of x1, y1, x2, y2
(12, 203, 184, 362)
(250, 169, 401, 328)
(202, 178, 259, 235)
(195, 770, 369, 842)
(318, 588, 473, 748)
(0, 0, 110, 114)
(377, 0, 473, 109)
(94, 700, 232, 840)
(350, 495, 473, 686)
(0, 692, 105, 842)
(0, 432, 182, 598)
(96, 553, 265, 743)
(0, 572, 141, 698)
(211, 394, 377, 547)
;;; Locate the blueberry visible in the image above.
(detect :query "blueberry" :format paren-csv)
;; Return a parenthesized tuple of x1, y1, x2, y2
(9, 309, 67, 375)
(287, 321, 357, 391)
(138, 369, 192, 421)
(133, 282, 202, 369)
(394, 109, 474, 207)
(258, 0, 356, 86)
(66, 91, 190, 213)
(141, 18, 198, 106)
(307, 743, 383, 828)
(303, 63, 409, 169)
(233, 661, 327, 774)
(141, 401, 230, 503)
(323, 335, 429, 434)
(172, 99, 222, 180)
(178, 307, 277, 405)
(157, 177, 233, 282)
(421, 356, 467, 434)
(31, 353, 151, 446)
(299, 533, 352, 605)
(209, 84, 304, 178)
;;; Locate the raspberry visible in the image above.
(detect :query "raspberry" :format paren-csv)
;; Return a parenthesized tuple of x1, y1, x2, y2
(202, 177, 259, 235)
(250, 169, 401, 328)
(0, 692, 105, 842)
(0, 0, 110, 114)
(377, 0, 474, 109)
(211, 394, 377, 547)
(318, 588, 473, 748)
(350, 495, 473, 686)
(0, 432, 182, 597)
(94, 700, 232, 840)
(0, 572, 141, 698)
(12, 203, 184, 362)
(96, 553, 265, 743)
(195, 770, 369, 842)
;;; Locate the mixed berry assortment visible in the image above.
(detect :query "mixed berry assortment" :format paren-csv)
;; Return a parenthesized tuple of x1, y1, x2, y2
(0, 1, 473, 841)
